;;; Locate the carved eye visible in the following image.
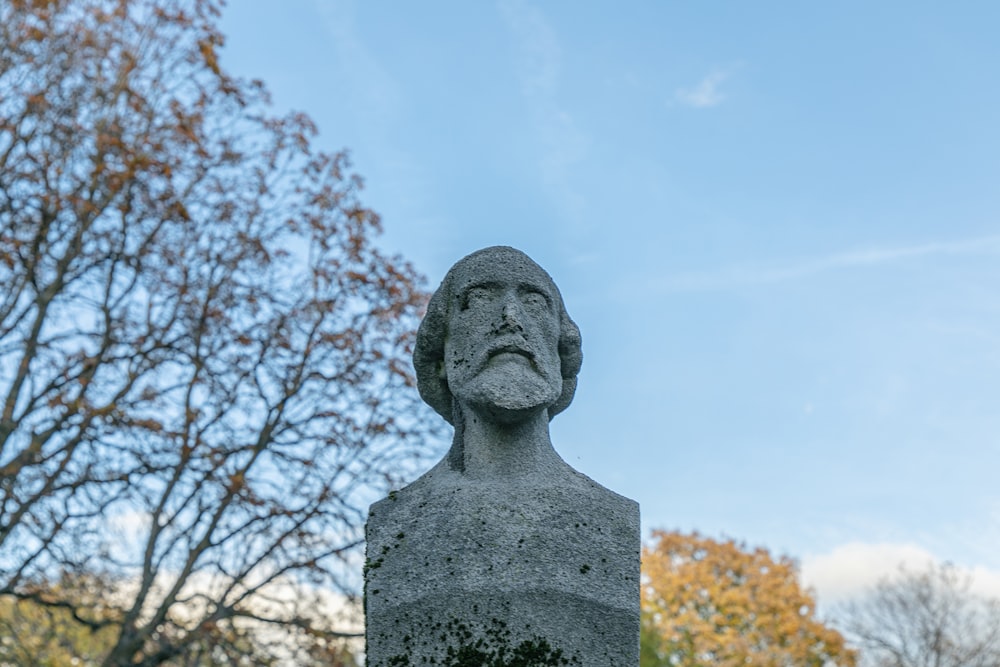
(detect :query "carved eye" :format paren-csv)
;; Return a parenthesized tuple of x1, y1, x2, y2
(522, 291, 548, 310)
(461, 286, 492, 310)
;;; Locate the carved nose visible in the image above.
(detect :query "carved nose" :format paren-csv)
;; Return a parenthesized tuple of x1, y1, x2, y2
(498, 301, 525, 333)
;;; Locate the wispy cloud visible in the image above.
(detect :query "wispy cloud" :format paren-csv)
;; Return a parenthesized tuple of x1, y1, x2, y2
(801, 541, 1000, 606)
(497, 0, 560, 98)
(801, 542, 937, 605)
(497, 0, 589, 224)
(311, 0, 440, 249)
(314, 0, 400, 128)
(653, 234, 1000, 293)
(674, 67, 735, 108)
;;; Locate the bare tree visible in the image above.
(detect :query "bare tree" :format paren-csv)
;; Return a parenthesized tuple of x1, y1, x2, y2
(840, 562, 1000, 667)
(0, 0, 436, 663)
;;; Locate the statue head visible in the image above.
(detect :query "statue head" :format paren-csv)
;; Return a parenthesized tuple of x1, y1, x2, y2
(414, 246, 582, 425)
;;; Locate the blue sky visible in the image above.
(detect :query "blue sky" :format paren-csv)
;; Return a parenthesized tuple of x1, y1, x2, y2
(219, 1, 1000, 605)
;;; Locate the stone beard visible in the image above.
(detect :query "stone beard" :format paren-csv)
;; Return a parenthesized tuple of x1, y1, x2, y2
(364, 247, 639, 666)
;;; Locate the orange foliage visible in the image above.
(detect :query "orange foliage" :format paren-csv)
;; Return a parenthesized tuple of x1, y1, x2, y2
(642, 530, 856, 667)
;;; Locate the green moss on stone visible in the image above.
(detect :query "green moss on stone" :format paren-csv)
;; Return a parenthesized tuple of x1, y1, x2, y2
(381, 616, 581, 667)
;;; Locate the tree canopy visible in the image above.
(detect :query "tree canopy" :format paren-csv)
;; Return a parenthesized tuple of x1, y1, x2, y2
(0, 0, 434, 663)
(641, 530, 856, 667)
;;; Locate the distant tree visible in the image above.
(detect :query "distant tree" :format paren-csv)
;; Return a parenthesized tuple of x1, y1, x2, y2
(641, 530, 856, 667)
(0, 0, 433, 664)
(0, 570, 362, 666)
(0, 571, 124, 666)
(840, 562, 1000, 667)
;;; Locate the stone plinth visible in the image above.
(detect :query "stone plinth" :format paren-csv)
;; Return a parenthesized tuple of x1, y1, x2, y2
(365, 462, 638, 666)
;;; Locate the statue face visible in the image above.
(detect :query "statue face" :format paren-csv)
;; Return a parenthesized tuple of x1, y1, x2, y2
(443, 252, 563, 423)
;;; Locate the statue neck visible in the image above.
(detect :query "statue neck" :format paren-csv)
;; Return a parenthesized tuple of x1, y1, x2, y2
(450, 404, 560, 479)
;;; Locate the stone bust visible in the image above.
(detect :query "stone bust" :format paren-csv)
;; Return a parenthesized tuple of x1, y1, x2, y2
(365, 246, 639, 666)
(412, 245, 583, 479)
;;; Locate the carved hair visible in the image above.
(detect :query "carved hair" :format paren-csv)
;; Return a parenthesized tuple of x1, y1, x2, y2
(413, 247, 583, 424)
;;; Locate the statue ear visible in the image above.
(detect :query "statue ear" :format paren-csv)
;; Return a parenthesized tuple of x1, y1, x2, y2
(437, 359, 447, 381)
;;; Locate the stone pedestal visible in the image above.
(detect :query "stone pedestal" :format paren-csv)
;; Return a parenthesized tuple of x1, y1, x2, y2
(365, 461, 639, 666)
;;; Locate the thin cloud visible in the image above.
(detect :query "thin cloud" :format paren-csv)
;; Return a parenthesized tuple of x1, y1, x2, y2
(675, 68, 732, 108)
(497, 0, 560, 98)
(315, 0, 400, 127)
(497, 0, 589, 224)
(801, 541, 1000, 606)
(801, 542, 937, 605)
(312, 0, 437, 242)
(653, 234, 1000, 293)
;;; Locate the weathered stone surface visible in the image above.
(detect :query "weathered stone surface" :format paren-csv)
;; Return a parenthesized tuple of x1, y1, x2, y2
(365, 247, 639, 666)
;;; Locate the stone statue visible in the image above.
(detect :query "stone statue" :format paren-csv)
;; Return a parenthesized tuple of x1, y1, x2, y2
(365, 247, 639, 666)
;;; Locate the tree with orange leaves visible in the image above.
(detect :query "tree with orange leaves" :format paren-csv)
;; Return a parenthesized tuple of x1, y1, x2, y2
(0, 0, 436, 664)
(641, 530, 856, 667)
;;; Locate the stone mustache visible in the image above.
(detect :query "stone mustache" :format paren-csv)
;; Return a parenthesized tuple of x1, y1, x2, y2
(365, 247, 639, 666)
